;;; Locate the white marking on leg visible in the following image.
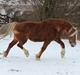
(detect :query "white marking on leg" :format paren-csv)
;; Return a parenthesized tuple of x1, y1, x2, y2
(61, 48, 65, 58)
(23, 48, 29, 57)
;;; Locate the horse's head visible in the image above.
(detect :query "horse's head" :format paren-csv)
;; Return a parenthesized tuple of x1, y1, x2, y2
(68, 27, 77, 47)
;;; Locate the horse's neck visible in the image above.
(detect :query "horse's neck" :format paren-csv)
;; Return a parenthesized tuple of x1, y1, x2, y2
(67, 26, 77, 37)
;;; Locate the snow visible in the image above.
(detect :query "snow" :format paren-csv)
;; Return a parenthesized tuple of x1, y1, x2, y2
(0, 36, 80, 75)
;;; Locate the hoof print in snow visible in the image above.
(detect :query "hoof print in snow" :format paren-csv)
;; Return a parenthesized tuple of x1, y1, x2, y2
(56, 72, 69, 75)
(72, 61, 76, 63)
(9, 69, 21, 72)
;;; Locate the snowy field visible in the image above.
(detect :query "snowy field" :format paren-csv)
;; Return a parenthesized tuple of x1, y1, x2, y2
(0, 36, 80, 75)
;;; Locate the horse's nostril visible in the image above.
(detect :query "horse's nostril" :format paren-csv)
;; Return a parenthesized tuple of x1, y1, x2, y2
(71, 45, 75, 47)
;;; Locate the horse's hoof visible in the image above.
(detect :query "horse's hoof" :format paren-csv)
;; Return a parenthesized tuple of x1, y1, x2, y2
(0, 52, 3, 59)
(0, 52, 3, 55)
(0, 52, 7, 57)
(3, 52, 8, 57)
(36, 54, 40, 61)
(2, 56, 7, 60)
(24, 50, 29, 57)
(36, 58, 40, 61)
(23, 48, 29, 57)
(0, 52, 7, 60)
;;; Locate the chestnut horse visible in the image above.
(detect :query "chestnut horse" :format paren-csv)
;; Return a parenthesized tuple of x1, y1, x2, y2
(0, 19, 77, 60)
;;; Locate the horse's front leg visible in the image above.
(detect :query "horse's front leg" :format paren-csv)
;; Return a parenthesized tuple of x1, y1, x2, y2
(36, 41, 51, 60)
(56, 39, 65, 58)
(3, 39, 18, 57)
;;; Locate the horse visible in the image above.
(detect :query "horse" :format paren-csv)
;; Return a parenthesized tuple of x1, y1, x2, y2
(0, 18, 77, 60)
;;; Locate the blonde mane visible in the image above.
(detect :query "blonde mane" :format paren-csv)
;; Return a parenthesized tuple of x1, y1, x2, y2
(0, 22, 17, 39)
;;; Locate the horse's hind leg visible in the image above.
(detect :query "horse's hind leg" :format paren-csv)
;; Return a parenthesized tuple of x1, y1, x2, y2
(17, 36, 29, 57)
(36, 41, 51, 60)
(3, 39, 18, 57)
(56, 38, 65, 58)
(17, 41, 29, 57)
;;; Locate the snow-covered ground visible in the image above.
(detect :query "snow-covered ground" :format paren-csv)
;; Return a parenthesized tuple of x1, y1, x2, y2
(0, 36, 80, 75)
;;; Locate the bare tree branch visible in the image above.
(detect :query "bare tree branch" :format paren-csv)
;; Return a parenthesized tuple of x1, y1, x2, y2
(65, 0, 80, 16)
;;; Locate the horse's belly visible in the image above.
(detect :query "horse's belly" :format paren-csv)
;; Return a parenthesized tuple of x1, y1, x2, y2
(29, 36, 45, 42)
(29, 33, 56, 42)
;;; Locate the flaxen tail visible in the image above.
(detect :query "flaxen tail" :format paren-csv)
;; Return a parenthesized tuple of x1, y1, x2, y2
(0, 22, 17, 39)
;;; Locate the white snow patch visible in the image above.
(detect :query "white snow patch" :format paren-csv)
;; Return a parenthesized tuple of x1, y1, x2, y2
(0, 36, 80, 75)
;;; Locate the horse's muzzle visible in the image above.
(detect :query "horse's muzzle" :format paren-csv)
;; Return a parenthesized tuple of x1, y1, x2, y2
(71, 43, 76, 47)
